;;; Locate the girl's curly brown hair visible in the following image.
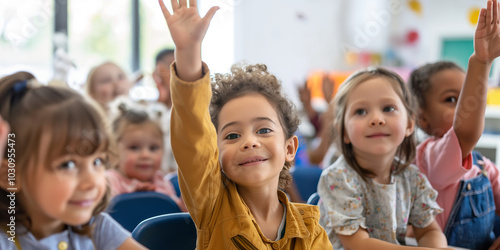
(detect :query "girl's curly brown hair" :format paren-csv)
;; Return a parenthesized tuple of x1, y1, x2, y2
(210, 64, 300, 190)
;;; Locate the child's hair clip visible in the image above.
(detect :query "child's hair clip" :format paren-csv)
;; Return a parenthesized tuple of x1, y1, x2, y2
(12, 80, 28, 93)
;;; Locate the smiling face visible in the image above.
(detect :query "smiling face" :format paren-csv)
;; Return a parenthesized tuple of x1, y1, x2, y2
(418, 68, 465, 137)
(117, 123, 164, 182)
(216, 94, 297, 189)
(343, 77, 414, 158)
(21, 135, 107, 227)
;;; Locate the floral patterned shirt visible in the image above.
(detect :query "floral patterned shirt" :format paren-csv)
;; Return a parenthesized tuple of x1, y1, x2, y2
(318, 156, 442, 249)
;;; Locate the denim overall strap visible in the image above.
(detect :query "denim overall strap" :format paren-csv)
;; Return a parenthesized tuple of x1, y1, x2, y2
(444, 151, 496, 249)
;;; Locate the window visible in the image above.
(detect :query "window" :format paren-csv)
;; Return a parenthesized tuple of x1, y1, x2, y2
(0, 0, 53, 82)
(68, 0, 132, 86)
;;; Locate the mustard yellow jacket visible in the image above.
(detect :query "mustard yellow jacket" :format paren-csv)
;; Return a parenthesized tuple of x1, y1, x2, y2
(170, 63, 332, 250)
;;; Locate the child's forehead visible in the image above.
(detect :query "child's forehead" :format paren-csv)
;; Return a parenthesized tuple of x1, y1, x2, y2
(352, 76, 399, 94)
(222, 94, 277, 116)
(429, 68, 465, 87)
(122, 122, 162, 135)
(217, 94, 281, 128)
(120, 124, 163, 141)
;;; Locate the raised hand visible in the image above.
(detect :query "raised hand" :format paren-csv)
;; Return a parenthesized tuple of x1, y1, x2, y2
(159, 0, 218, 50)
(158, 0, 218, 81)
(474, 0, 500, 63)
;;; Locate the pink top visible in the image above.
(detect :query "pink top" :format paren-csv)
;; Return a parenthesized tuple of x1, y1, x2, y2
(105, 169, 185, 211)
(416, 128, 500, 229)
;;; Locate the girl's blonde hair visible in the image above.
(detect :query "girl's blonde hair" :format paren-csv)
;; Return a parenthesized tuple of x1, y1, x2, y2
(0, 72, 111, 236)
(333, 67, 416, 180)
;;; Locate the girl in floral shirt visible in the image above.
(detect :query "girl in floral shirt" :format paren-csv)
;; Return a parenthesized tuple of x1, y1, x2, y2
(317, 67, 449, 249)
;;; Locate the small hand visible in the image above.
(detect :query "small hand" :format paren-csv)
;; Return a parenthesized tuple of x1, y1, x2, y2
(474, 0, 500, 63)
(159, 0, 218, 51)
(298, 83, 311, 106)
(0, 116, 10, 163)
(136, 182, 157, 192)
(322, 75, 335, 104)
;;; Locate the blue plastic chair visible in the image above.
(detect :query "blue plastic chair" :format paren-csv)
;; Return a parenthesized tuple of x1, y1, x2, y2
(291, 167, 324, 202)
(306, 192, 320, 205)
(167, 174, 181, 197)
(132, 212, 197, 250)
(107, 192, 181, 232)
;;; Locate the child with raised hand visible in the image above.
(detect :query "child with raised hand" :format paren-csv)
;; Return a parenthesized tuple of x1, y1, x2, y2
(105, 102, 186, 211)
(317, 66, 450, 249)
(408, 1, 500, 249)
(0, 72, 146, 249)
(158, 0, 332, 248)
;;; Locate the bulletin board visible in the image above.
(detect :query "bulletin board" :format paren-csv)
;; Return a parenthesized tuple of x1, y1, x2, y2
(441, 38, 494, 77)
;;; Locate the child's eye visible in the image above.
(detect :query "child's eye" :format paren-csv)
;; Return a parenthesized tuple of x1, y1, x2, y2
(94, 158, 105, 168)
(128, 145, 140, 151)
(257, 128, 272, 134)
(59, 160, 77, 170)
(383, 106, 395, 112)
(354, 109, 366, 115)
(225, 133, 240, 140)
(445, 96, 457, 103)
(150, 145, 161, 151)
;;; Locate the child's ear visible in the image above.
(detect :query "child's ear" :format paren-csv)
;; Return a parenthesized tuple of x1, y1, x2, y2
(406, 115, 416, 137)
(285, 135, 299, 162)
(0, 159, 22, 191)
(343, 133, 350, 144)
(417, 108, 429, 131)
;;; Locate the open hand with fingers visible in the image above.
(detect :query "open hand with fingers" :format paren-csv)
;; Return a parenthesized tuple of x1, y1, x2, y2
(159, 0, 218, 51)
(158, 0, 218, 81)
(474, 0, 500, 64)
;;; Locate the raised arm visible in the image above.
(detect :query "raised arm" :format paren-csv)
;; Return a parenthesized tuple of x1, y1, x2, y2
(455, 0, 500, 158)
(158, 0, 218, 81)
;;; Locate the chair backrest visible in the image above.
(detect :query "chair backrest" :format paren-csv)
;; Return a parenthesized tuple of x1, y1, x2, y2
(167, 173, 181, 197)
(107, 192, 181, 232)
(495, 214, 500, 238)
(291, 167, 324, 202)
(306, 192, 320, 205)
(132, 212, 197, 250)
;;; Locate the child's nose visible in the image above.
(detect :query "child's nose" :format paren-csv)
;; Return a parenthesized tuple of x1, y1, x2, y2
(241, 134, 261, 150)
(369, 113, 386, 126)
(79, 164, 101, 190)
(140, 148, 152, 157)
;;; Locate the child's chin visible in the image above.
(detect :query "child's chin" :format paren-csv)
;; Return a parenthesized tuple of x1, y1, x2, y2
(64, 212, 95, 226)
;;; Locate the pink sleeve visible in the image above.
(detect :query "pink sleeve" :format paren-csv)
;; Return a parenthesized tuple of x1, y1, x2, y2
(105, 169, 128, 197)
(483, 158, 500, 215)
(416, 128, 472, 190)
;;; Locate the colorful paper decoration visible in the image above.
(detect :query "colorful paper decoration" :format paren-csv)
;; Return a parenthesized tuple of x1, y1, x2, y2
(408, 0, 422, 16)
(406, 29, 419, 44)
(468, 7, 481, 26)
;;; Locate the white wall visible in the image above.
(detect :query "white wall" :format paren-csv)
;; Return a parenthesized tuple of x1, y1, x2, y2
(233, 0, 342, 104)
(226, 0, 498, 106)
